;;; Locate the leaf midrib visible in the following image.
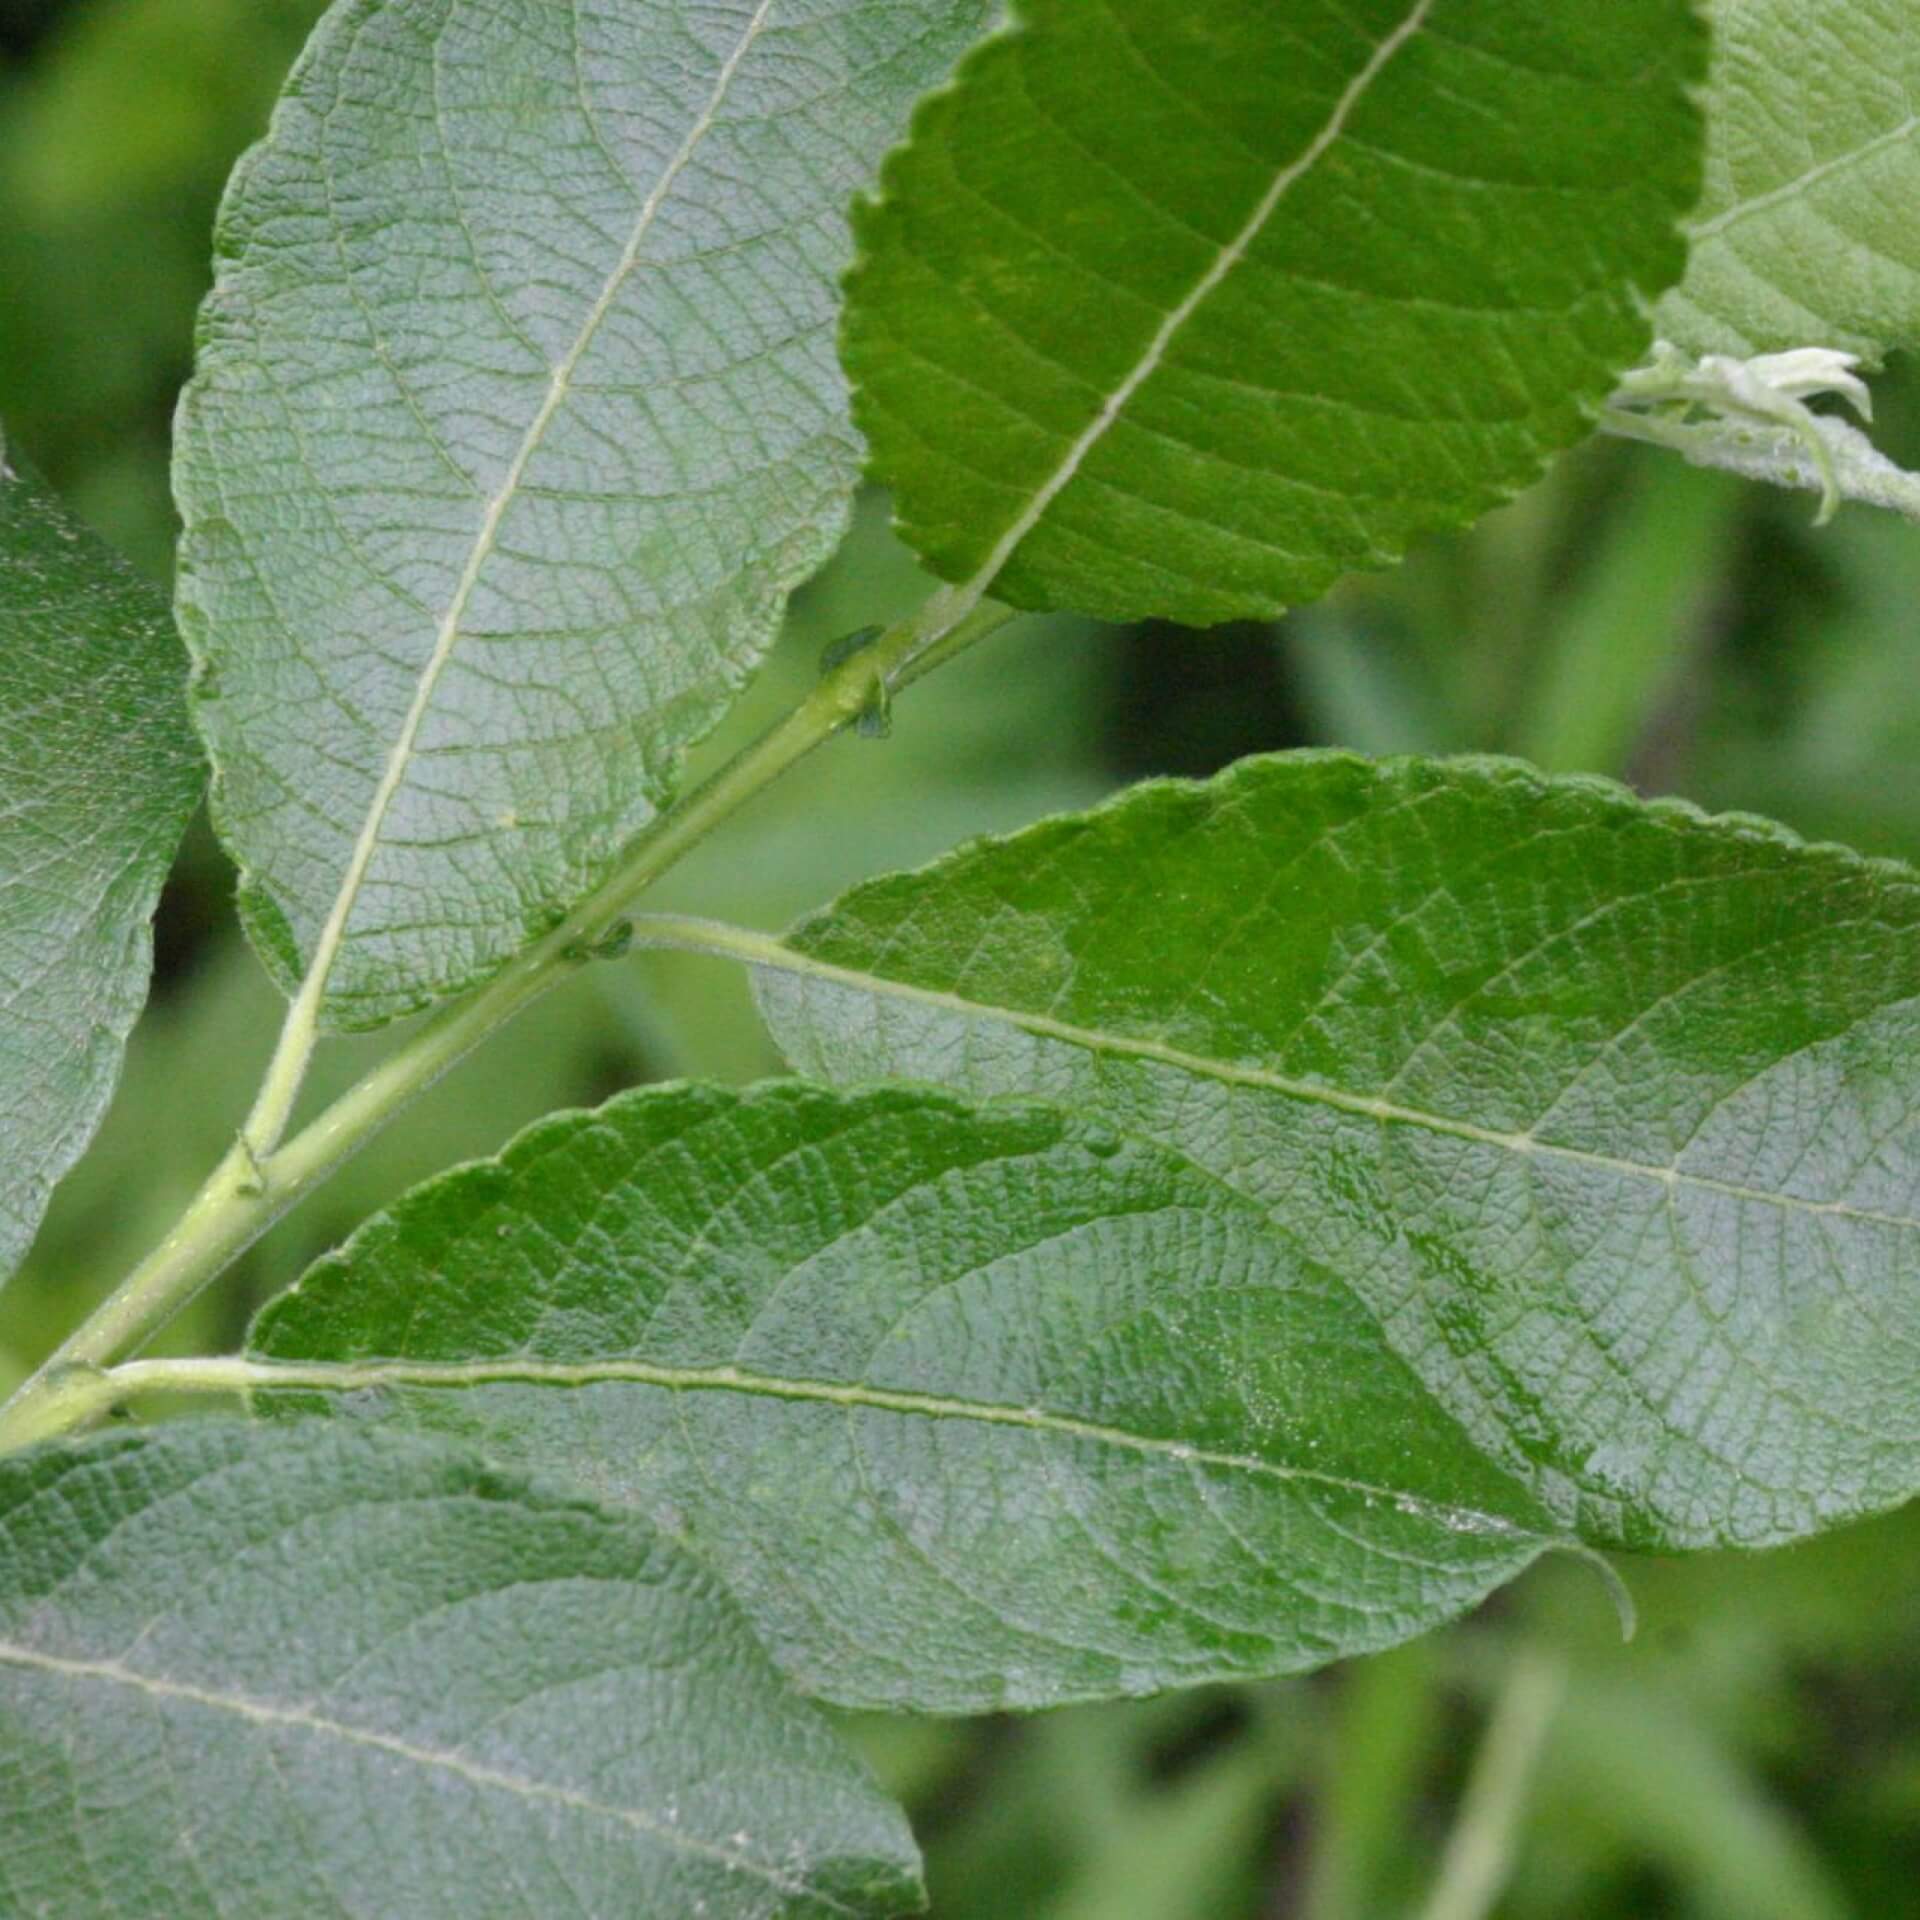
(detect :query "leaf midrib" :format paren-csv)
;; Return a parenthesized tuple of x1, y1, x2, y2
(932, 0, 1434, 619)
(1688, 108, 1920, 245)
(215, 1353, 1551, 1543)
(284, 0, 780, 1024)
(0, 1637, 834, 1905)
(647, 916, 1920, 1232)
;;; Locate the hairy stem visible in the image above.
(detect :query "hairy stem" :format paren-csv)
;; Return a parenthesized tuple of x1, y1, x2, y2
(1603, 406, 1920, 523)
(0, 597, 1015, 1456)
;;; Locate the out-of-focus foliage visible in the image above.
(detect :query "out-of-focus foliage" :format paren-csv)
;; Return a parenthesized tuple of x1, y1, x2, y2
(3, 2, 1919, 1912)
(0, 0, 328, 572)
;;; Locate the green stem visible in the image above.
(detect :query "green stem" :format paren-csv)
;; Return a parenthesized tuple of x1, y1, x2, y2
(1415, 1648, 1565, 1920)
(0, 597, 1016, 1456)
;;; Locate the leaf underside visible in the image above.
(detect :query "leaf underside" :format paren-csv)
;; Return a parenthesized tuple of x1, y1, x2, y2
(174, 0, 991, 1029)
(756, 752, 1920, 1559)
(0, 1422, 919, 1918)
(250, 1080, 1554, 1714)
(1658, 0, 1920, 362)
(842, 0, 1705, 626)
(0, 452, 201, 1290)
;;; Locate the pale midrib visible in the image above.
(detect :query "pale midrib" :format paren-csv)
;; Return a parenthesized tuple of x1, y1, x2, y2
(939, 0, 1433, 622)
(265, 0, 779, 1087)
(1687, 110, 1920, 245)
(636, 916, 1920, 1234)
(147, 1353, 1549, 1544)
(0, 1640, 832, 1905)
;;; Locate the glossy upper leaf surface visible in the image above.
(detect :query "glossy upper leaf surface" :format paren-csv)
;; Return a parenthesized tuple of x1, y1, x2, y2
(0, 1421, 919, 1917)
(1659, 0, 1920, 362)
(250, 1080, 1556, 1712)
(841, 0, 1705, 625)
(175, 0, 990, 1028)
(758, 753, 1920, 1554)
(0, 449, 200, 1288)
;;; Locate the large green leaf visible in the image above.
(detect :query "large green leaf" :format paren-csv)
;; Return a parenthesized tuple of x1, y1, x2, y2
(0, 445, 200, 1288)
(0, 1421, 918, 1917)
(754, 752, 1920, 1555)
(248, 1080, 1558, 1712)
(1659, 0, 1920, 362)
(175, 0, 990, 1030)
(841, 0, 1705, 627)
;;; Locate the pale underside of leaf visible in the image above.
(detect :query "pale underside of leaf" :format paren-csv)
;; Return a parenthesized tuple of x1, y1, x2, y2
(0, 453, 201, 1290)
(0, 1422, 919, 1918)
(746, 936, 1920, 1235)
(843, 0, 1705, 625)
(751, 752, 1920, 1555)
(248, 1080, 1557, 1712)
(175, 0, 990, 1029)
(1658, 0, 1920, 360)
(0, 1643, 792, 1888)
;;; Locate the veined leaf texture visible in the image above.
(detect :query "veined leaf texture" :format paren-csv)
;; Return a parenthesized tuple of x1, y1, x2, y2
(175, 0, 992, 1028)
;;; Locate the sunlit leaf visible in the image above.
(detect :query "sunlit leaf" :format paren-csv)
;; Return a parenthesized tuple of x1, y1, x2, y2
(842, 0, 1704, 625)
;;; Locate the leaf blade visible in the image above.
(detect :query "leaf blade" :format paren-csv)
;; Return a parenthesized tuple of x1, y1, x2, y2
(754, 752, 1920, 1555)
(1659, 0, 1920, 361)
(842, 0, 1705, 625)
(248, 1080, 1555, 1713)
(175, 0, 991, 1028)
(0, 448, 201, 1288)
(0, 1421, 920, 1917)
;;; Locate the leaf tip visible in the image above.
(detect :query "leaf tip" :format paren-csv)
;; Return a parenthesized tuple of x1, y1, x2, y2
(1557, 1539, 1639, 1643)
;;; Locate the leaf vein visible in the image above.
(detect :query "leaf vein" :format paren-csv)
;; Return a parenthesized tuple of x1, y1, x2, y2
(205, 1353, 1549, 1541)
(272, 0, 781, 1058)
(937, 0, 1435, 616)
(701, 917, 1920, 1231)
(0, 1640, 837, 1908)
(1690, 112, 1920, 244)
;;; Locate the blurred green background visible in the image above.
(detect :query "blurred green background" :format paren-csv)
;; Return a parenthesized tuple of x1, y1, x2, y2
(2, 2, 1918, 1913)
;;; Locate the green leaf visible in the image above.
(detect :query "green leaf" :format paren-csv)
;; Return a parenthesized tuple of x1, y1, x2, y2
(0, 1421, 919, 1918)
(0, 445, 200, 1289)
(175, 0, 991, 1030)
(248, 1080, 1558, 1713)
(841, 0, 1705, 627)
(1658, 0, 1920, 362)
(754, 752, 1920, 1555)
